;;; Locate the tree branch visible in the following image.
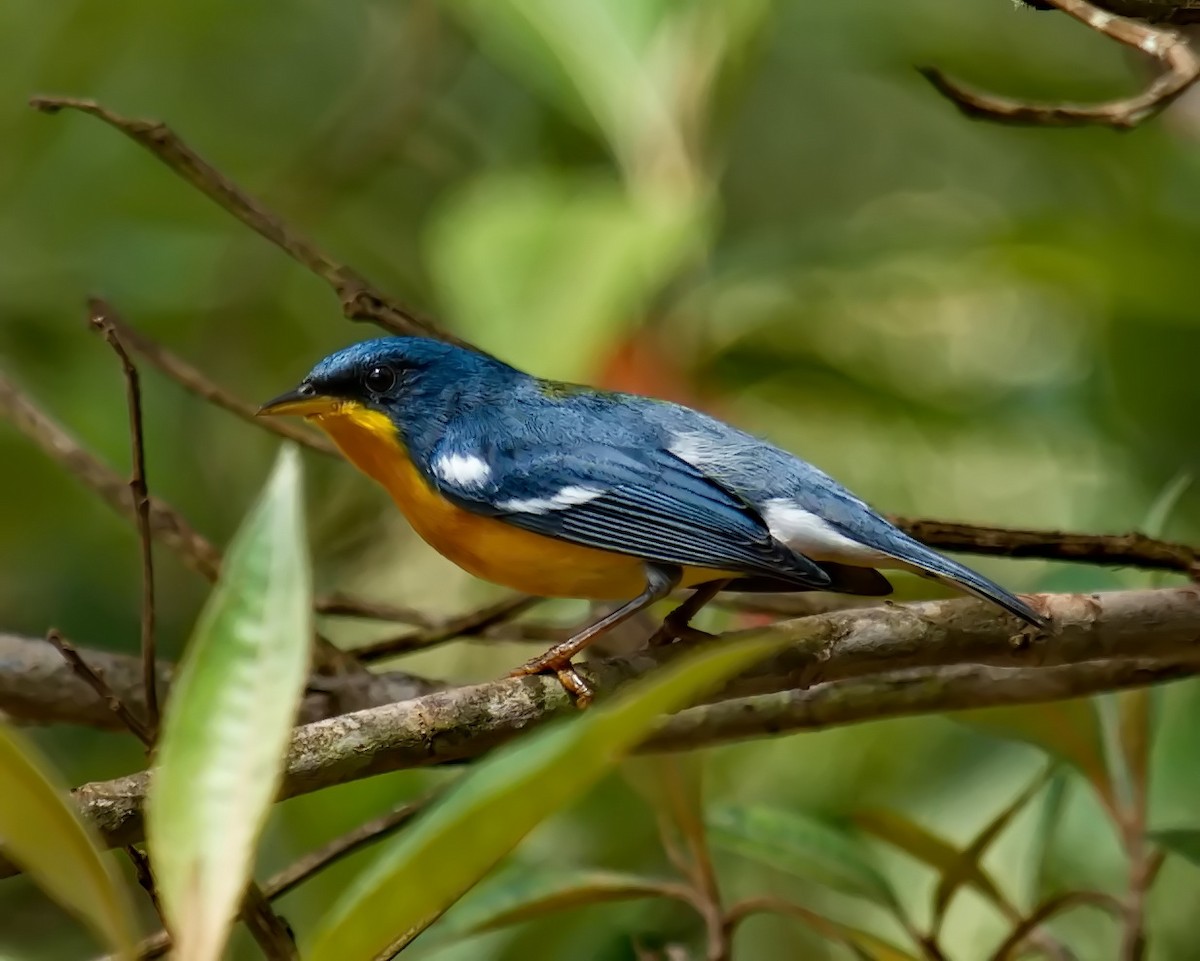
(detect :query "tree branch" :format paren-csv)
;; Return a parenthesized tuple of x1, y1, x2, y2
(0, 632, 440, 730)
(923, 0, 1200, 128)
(2, 587, 1196, 880)
(29, 96, 461, 346)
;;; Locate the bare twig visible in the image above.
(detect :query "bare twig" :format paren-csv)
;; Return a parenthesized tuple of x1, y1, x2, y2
(240, 883, 299, 961)
(0, 369, 221, 580)
(922, 0, 1200, 129)
(29, 96, 460, 345)
(87, 299, 160, 737)
(44, 630, 153, 745)
(92, 305, 335, 456)
(895, 517, 1200, 579)
(352, 594, 540, 661)
(265, 793, 436, 900)
(313, 592, 435, 626)
(123, 846, 165, 923)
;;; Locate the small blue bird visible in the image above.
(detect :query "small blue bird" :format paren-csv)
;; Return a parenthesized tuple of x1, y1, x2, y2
(260, 337, 1045, 700)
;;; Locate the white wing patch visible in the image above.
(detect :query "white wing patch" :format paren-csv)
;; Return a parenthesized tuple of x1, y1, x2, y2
(499, 485, 604, 515)
(433, 452, 492, 489)
(668, 431, 746, 473)
(761, 499, 890, 566)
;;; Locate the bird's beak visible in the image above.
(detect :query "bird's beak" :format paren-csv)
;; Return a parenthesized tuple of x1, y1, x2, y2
(256, 385, 339, 418)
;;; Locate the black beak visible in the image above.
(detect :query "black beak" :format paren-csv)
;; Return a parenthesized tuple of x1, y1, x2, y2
(256, 383, 337, 417)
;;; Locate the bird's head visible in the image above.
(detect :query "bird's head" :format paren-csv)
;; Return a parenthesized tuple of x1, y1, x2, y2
(257, 336, 509, 444)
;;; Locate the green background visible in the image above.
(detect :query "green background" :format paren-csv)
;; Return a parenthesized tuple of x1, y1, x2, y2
(2, 1, 1198, 958)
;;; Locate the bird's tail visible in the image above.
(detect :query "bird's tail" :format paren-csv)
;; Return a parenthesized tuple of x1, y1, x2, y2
(881, 533, 1047, 628)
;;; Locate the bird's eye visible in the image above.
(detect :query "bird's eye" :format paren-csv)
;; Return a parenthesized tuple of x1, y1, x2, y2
(364, 365, 396, 393)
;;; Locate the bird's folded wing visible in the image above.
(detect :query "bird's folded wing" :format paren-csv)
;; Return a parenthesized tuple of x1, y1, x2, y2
(430, 441, 830, 587)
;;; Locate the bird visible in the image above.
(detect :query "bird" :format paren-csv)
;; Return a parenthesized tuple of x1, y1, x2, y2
(259, 336, 1046, 702)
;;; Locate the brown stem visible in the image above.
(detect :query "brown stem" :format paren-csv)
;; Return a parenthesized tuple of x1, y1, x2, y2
(352, 594, 540, 661)
(87, 299, 160, 738)
(29, 95, 461, 346)
(44, 629, 153, 745)
(921, 0, 1200, 129)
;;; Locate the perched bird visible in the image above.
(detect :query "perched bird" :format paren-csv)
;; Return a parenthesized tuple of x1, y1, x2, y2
(259, 337, 1045, 700)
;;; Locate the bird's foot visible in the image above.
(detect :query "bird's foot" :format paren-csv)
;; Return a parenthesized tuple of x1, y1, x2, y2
(509, 654, 594, 709)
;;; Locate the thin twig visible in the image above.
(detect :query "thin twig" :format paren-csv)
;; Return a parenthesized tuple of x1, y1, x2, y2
(45, 629, 153, 745)
(921, 0, 1200, 129)
(240, 883, 299, 961)
(265, 792, 437, 900)
(91, 304, 335, 455)
(29, 95, 462, 345)
(314, 592, 435, 626)
(87, 299, 160, 738)
(353, 594, 540, 661)
(894, 517, 1200, 579)
(0, 369, 221, 580)
(123, 846, 166, 923)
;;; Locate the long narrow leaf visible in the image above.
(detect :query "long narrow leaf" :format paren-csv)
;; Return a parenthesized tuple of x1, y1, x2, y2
(709, 805, 899, 910)
(852, 808, 1009, 917)
(307, 635, 784, 961)
(147, 446, 313, 961)
(0, 724, 136, 959)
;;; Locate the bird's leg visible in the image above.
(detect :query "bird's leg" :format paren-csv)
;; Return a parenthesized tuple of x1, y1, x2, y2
(510, 563, 682, 707)
(648, 578, 732, 647)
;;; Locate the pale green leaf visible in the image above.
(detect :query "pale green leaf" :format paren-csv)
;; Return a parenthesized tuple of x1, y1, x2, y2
(0, 724, 136, 959)
(307, 635, 783, 961)
(147, 445, 313, 961)
(709, 805, 898, 909)
(428, 174, 706, 380)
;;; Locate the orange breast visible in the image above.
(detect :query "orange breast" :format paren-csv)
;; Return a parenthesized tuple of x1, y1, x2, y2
(310, 405, 730, 600)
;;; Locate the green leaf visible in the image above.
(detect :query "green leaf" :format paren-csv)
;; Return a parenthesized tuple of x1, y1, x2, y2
(851, 808, 1010, 922)
(709, 805, 898, 909)
(147, 445, 313, 961)
(1149, 829, 1200, 868)
(429, 867, 681, 946)
(429, 174, 706, 380)
(306, 635, 783, 961)
(956, 702, 1111, 806)
(0, 724, 136, 959)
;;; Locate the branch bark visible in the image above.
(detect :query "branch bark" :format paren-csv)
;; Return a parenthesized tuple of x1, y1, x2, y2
(2, 587, 1195, 880)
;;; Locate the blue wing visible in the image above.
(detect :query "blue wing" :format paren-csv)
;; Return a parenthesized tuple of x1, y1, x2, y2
(428, 438, 831, 588)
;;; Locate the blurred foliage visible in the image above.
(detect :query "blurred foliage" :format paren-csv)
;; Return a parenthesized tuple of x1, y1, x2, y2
(2, 0, 1200, 958)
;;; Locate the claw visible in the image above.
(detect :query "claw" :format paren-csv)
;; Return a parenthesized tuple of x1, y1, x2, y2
(508, 654, 594, 708)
